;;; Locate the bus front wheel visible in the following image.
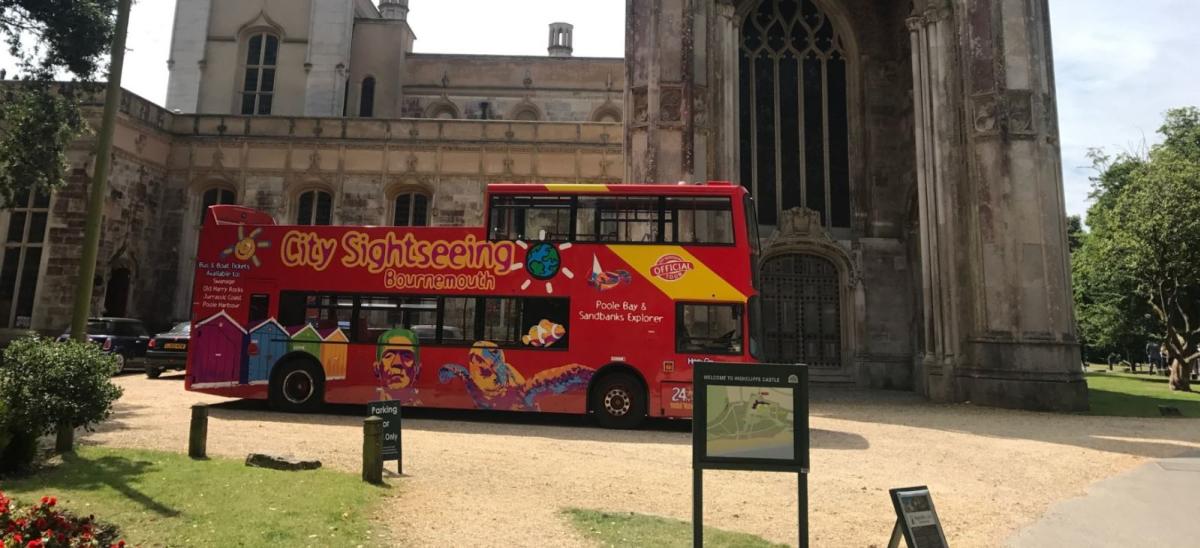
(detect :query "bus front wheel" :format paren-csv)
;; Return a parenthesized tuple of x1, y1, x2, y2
(269, 360, 325, 413)
(592, 372, 646, 429)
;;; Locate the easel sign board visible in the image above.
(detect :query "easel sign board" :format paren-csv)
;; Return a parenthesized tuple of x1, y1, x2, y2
(889, 486, 948, 548)
(693, 363, 809, 473)
(367, 400, 402, 461)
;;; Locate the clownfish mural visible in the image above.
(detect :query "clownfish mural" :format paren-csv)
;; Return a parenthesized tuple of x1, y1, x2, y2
(438, 342, 594, 411)
(522, 319, 566, 348)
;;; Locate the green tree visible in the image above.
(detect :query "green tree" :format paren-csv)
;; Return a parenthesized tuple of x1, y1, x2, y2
(0, 0, 119, 206)
(1074, 107, 1200, 391)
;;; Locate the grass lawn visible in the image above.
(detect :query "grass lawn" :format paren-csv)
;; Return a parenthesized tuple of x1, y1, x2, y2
(1, 446, 390, 546)
(1086, 371, 1200, 417)
(564, 508, 787, 548)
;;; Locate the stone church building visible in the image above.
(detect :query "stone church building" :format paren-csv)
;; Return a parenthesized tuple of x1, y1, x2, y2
(0, 0, 1085, 411)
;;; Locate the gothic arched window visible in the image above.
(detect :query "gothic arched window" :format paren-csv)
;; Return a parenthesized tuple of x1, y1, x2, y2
(240, 32, 279, 115)
(296, 189, 333, 226)
(199, 187, 236, 223)
(739, 0, 850, 228)
(392, 192, 430, 227)
(359, 77, 376, 118)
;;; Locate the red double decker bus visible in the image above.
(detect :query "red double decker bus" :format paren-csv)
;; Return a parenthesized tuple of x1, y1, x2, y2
(186, 182, 761, 427)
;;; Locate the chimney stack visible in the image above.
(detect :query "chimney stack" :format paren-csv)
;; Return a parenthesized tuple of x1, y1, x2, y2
(548, 22, 573, 57)
(380, 0, 409, 21)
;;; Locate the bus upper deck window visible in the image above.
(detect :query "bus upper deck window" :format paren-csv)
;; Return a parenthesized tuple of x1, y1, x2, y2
(577, 196, 660, 243)
(489, 195, 572, 241)
(664, 196, 734, 245)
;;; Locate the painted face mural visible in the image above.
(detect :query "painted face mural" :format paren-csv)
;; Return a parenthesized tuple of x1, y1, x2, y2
(373, 329, 420, 399)
(439, 341, 596, 411)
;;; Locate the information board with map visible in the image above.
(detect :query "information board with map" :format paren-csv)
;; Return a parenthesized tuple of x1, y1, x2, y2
(693, 363, 808, 472)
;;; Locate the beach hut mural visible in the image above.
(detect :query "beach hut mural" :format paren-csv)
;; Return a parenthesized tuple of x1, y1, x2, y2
(248, 319, 289, 385)
(191, 311, 247, 388)
(320, 328, 349, 380)
(289, 324, 323, 358)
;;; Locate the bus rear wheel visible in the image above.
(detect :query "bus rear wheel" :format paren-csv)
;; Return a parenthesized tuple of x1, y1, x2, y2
(592, 372, 646, 429)
(269, 360, 325, 413)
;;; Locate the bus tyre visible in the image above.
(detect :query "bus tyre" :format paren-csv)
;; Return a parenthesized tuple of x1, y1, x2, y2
(592, 373, 646, 429)
(269, 360, 325, 413)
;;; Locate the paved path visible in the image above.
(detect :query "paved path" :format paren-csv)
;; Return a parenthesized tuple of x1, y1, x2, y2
(1007, 452, 1200, 547)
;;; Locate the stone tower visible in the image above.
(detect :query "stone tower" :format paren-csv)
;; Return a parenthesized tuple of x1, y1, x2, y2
(625, 0, 1087, 411)
(548, 22, 574, 57)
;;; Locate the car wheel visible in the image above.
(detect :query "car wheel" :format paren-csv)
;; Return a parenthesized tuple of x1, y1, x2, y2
(113, 353, 127, 373)
(268, 359, 325, 413)
(145, 367, 162, 379)
(591, 372, 647, 429)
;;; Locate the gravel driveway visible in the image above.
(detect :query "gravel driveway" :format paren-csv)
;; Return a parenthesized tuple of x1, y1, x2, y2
(82, 374, 1200, 547)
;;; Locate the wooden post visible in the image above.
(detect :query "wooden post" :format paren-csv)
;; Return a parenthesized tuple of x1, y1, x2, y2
(189, 404, 208, 459)
(69, 0, 133, 340)
(55, 421, 74, 453)
(363, 416, 384, 484)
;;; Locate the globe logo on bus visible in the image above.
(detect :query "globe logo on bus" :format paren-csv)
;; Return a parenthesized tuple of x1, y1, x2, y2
(513, 230, 575, 294)
(525, 242, 561, 281)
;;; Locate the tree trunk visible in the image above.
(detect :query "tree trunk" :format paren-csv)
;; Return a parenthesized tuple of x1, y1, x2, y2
(1169, 358, 1192, 391)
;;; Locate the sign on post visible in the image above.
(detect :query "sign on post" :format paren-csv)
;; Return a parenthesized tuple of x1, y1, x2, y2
(368, 400, 403, 474)
(888, 486, 948, 548)
(693, 363, 809, 548)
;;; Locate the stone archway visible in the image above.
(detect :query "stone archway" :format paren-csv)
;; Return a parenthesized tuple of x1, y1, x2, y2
(759, 207, 861, 380)
(104, 267, 132, 318)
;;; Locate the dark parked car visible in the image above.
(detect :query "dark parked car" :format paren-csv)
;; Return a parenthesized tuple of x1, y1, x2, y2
(145, 322, 191, 379)
(58, 318, 150, 373)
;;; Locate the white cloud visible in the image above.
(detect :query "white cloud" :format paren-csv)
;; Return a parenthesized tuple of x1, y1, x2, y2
(1050, 0, 1200, 220)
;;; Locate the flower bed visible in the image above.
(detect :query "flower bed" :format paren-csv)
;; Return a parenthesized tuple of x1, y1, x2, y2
(0, 491, 123, 548)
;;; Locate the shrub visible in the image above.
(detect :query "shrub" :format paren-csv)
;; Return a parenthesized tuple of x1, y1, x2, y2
(0, 337, 123, 471)
(0, 399, 10, 457)
(0, 490, 124, 547)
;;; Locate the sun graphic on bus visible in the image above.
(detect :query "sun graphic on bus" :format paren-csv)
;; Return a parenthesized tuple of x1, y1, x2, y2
(508, 230, 574, 294)
(221, 226, 272, 267)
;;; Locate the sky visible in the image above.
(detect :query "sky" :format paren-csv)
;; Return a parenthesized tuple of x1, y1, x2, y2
(7, 0, 1198, 221)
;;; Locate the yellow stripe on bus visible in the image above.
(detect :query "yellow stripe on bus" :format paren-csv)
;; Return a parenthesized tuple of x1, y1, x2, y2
(608, 246, 746, 303)
(544, 184, 611, 193)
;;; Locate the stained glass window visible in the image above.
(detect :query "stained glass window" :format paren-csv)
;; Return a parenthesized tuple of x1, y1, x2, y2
(739, 0, 851, 228)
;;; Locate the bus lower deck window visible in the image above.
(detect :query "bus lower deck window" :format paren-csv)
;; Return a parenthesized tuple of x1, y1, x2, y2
(676, 303, 744, 355)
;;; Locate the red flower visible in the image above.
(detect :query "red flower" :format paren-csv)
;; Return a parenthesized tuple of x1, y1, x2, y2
(33, 519, 45, 530)
(25, 540, 42, 548)
(44, 499, 54, 508)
